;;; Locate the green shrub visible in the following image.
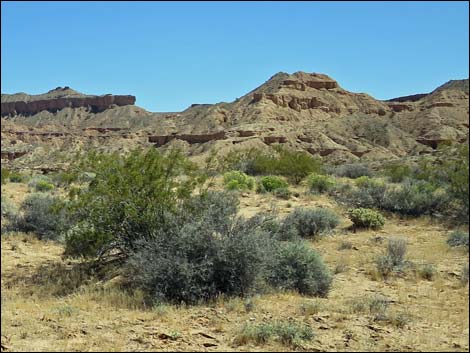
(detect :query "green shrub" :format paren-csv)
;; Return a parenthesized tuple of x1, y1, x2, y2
(447, 231, 469, 249)
(307, 174, 335, 194)
(14, 193, 67, 240)
(221, 147, 323, 184)
(347, 208, 385, 229)
(35, 180, 54, 192)
(64, 222, 112, 258)
(28, 175, 54, 192)
(280, 208, 340, 240)
(223, 171, 255, 191)
(383, 163, 412, 183)
(267, 241, 332, 297)
(63, 148, 204, 259)
(8, 172, 26, 183)
(258, 176, 288, 193)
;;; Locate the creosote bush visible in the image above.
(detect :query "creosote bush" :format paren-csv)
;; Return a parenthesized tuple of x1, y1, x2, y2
(223, 171, 255, 191)
(347, 208, 385, 229)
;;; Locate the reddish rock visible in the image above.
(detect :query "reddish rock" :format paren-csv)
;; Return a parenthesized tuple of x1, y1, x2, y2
(1, 95, 136, 117)
(263, 136, 287, 144)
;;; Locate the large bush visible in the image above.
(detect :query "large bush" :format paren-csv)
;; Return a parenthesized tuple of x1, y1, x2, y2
(223, 171, 255, 191)
(280, 208, 340, 240)
(382, 179, 448, 216)
(267, 241, 332, 297)
(64, 148, 204, 258)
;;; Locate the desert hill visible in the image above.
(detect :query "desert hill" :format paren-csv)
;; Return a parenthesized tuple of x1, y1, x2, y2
(1, 72, 468, 171)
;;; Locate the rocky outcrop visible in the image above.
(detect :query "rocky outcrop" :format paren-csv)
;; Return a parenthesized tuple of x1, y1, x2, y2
(386, 93, 428, 103)
(263, 136, 288, 144)
(387, 103, 414, 112)
(1, 151, 28, 160)
(1, 95, 136, 117)
(252, 93, 339, 112)
(149, 131, 226, 146)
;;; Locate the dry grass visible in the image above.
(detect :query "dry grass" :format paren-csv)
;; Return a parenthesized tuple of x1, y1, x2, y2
(1, 180, 469, 351)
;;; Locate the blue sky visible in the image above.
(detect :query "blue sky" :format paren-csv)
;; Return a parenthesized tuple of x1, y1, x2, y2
(1, 1, 468, 112)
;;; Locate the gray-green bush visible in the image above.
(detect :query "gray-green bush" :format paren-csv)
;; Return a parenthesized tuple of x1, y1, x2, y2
(267, 241, 332, 297)
(14, 193, 67, 240)
(447, 231, 469, 250)
(280, 208, 340, 240)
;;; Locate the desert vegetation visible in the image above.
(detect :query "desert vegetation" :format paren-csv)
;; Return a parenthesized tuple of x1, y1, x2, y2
(1, 144, 468, 351)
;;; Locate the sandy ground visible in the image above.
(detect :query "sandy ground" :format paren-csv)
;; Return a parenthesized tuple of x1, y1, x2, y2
(1, 180, 469, 352)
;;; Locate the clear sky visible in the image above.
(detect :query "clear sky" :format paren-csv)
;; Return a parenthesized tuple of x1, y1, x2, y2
(1, 1, 469, 112)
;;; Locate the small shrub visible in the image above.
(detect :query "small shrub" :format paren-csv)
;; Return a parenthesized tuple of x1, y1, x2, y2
(418, 263, 436, 281)
(447, 231, 469, 249)
(388, 311, 412, 328)
(234, 321, 314, 348)
(258, 176, 288, 193)
(347, 208, 385, 229)
(338, 241, 353, 251)
(350, 294, 390, 321)
(34, 180, 55, 192)
(14, 193, 67, 240)
(376, 237, 407, 278)
(64, 222, 112, 258)
(307, 174, 335, 194)
(9, 172, 26, 183)
(223, 171, 255, 191)
(273, 187, 291, 200)
(267, 241, 332, 297)
(299, 300, 325, 315)
(28, 175, 54, 192)
(280, 208, 340, 240)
